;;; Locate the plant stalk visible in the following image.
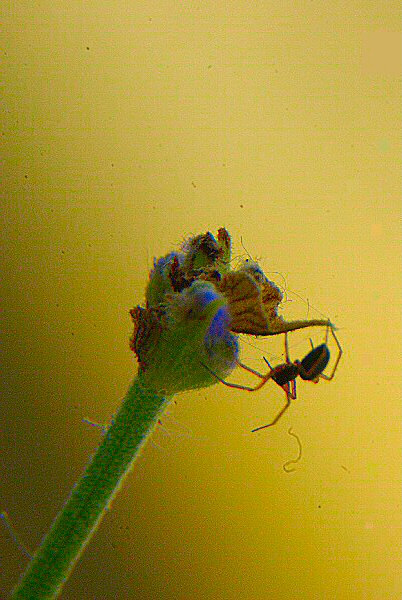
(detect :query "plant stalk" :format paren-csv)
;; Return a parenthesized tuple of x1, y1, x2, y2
(11, 376, 168, 600)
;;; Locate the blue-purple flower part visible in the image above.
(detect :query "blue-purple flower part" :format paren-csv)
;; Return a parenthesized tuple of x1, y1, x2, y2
(136, 280, 239, 395)
(205, 305, 238, 367)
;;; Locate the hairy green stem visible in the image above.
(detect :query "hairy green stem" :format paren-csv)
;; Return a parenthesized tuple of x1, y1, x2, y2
(11, 376, 168, 599)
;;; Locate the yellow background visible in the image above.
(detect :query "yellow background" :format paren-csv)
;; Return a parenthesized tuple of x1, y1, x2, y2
(2, 2, 401, 599)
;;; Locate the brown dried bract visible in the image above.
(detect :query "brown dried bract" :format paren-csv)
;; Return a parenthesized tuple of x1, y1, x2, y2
(168, 255, 190, 293)
(129, 306, 163, 371)
(217, 227, 231, 252)
(218, 271, 270, 335)
(218, 268, 321, 336)
(260, 278, 284, 322)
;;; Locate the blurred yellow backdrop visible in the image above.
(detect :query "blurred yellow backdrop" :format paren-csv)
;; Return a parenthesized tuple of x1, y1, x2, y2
(2, 2, 401, 599)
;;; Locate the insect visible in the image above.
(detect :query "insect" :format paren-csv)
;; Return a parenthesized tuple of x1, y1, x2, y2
(203, 323, 342, 430)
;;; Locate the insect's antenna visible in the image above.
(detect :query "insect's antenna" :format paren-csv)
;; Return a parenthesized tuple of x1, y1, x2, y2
(263, 356, 274, 369)
(284, 332, 290, 363)
(283, 428, 303, 473)
(0, 511, 33, 559)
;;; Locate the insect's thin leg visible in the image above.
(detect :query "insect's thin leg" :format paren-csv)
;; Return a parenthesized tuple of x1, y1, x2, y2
(201, 362, 259, 391)
(276, 379, 297, 400)
(236, 360, 266, 379)
(289, 376, 297, 400)
(309, 338, 314, 350)
(325, 320, 330, 344)
(283, 381, 297, 401)
(200, 362, 275, 392)
(248, 373, 277, 392)
(319, 327, 343, 381)
(284, 333, 298, 398)
(251, 390, 292, 432)
(284, 332, 290, 363)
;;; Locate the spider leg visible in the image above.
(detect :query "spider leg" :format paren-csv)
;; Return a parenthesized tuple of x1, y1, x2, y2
(284, 332, 290, 363)
(251, 386, 292, 431)
(289, 376, 297, 400)
(200, 362, 276, 392)
(236, 359, 266, 379)
(283, 333, 297, 397)
(318, 327, 343, 381)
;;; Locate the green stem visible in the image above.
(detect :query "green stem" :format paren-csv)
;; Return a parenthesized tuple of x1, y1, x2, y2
(11, 376, 168, 600)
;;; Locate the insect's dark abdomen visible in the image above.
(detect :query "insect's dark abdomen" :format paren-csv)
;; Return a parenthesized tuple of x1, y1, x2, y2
(299, 344, 330, 380)
(272, 364, 299, 386)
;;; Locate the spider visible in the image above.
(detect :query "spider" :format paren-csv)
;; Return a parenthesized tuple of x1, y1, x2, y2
(203, 323, 342, 430)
